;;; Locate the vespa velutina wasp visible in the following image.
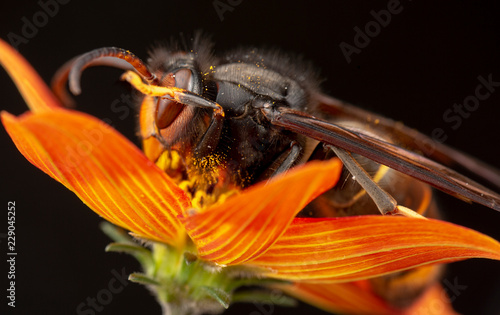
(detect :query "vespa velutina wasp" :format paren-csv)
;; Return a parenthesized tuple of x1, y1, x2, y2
(51, 34, 500, 307)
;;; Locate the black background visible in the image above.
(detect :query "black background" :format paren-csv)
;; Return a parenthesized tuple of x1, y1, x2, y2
(1, 0, 500, 314)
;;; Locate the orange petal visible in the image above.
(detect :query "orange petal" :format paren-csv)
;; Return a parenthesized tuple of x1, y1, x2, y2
(180, 159, 343, 265)
(1, 109, 190, 246)
(251, 216, 500, 282)
(403, 283, 458, 315)
(0, 39, 61, 112)
(278, 281, 399, 315)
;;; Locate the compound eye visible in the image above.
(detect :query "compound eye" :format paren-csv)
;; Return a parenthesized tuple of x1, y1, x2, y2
(155, 69, 192, 129)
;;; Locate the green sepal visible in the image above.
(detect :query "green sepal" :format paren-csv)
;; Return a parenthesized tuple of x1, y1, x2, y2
(100, 221, 135, 244)
(200, 286, 231, 309)
(105, 242, 151, 256)
(105, 242, 154, 269)
(129, 272, 161, 286)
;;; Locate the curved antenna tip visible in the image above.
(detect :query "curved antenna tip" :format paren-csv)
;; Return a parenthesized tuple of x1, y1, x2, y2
(66, 47, 155, 97)
(68, 77, 82, 96)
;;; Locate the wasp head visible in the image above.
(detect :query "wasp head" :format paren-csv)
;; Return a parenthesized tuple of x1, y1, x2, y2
(66, 37, 220, 175)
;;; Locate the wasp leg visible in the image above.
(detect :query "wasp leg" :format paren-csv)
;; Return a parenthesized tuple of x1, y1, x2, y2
(259, 141, 302, 181)
(167, 90, 225, 157)
(327, 145, 398, 216)
(174, 90, 224, 113)
(194, 109, 224, 157)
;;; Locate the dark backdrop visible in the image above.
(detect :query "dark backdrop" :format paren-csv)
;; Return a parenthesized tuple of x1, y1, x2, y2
(1, 1, 500, 314)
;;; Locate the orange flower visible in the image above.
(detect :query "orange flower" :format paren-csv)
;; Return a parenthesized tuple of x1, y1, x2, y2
(1, 38, 499, 314)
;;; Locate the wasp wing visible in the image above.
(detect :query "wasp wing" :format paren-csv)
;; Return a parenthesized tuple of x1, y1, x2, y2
(316, 93, 500, 189)
(262, 105, 500, 212)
